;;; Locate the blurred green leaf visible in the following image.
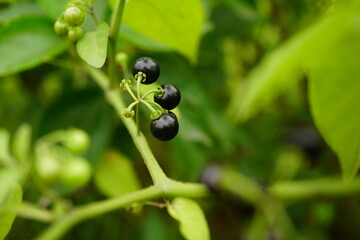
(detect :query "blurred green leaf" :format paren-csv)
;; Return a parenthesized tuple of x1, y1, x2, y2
(0, 16, 68, 77)
(0, 169, 20, 205)
(0, 183, 22, 240)
(227, 1, 357, 122)
(271, 147, 304, 182)
(94, 150, 140, 197)
(167, 197, 210, 240)
(122, 0, 204, 62)
(76, 22, 109, 68)
(11, 123, 32, 165)
(0, 129, 11, 165)
(37, 89, 114, 162)
(141, 211, 172, 240)
(0, 2, 44, 23)
(37, 0, 70, 19)
(308, 30, 360, 180)
(120, 25, 169, 52)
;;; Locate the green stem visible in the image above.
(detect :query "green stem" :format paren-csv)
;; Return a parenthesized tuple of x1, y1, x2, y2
(108, 0, 126, 87)
(127, 100, 140, 112)
(0, 202, 57, 223)
(140, 100, 158, 113)
(109, 0, 126, 40)
(141, 89, 161, 99)
(124, 82, 137, 101)
(87, 2, 99, 25)
(37, 186, 161, 240)
(269, 177, 360, 201)
(136, 74, 142, 135)
(145, 100, 167, 113)
(85, 66, 167, 184)
(38, 183, 209, 240)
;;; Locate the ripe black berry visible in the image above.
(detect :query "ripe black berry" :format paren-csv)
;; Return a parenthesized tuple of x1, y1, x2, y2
(154, 84, 181, 110)
(132, 57, 160, 84)
(150, 112, 179, 141)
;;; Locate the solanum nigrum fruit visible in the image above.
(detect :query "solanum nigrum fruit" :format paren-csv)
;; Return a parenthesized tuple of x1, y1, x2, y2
(64, 6, 85, 27)
(54, 20, 68, 37)
(132, 57, 160, 84)
(60, 157, 91, 189)
(150, 112, 179, 141)
(68, 27, 84, 42)
(154, 84, 181, 110)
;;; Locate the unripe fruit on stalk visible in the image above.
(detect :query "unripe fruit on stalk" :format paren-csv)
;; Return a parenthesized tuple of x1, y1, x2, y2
(63, 6, 85, 27)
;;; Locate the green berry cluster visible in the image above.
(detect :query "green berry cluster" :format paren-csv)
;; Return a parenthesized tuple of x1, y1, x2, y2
(54, 2, 86, 42)
(35, 128, 92, 190)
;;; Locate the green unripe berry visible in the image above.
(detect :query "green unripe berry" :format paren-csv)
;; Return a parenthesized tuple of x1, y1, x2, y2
(116, 52, 128, 65)
(35, 154, 61, 183)
(68, 27, 84, 42)
(63, 6, 85, 27)
(63, 128, 90, 154)
(60, 157, 91, 189)
(54, 20, 68, 37)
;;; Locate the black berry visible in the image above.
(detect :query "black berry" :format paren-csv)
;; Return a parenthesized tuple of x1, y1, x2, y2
(154, 84, 181, 110)
(150, 112, 179, 141)
(132, 57, 160, 84)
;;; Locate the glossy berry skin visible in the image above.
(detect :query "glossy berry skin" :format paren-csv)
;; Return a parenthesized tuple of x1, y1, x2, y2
(150, 112, 179, 141)
(132, 57, 160, 84)
(154, 84, 181, 110)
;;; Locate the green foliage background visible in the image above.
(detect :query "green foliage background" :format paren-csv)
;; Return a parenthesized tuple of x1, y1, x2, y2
(1, 0, 360, 239)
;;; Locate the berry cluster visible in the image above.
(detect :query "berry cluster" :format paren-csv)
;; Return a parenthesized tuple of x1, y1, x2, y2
(121, 57, 181, 141)
(54, 2, 85, 42)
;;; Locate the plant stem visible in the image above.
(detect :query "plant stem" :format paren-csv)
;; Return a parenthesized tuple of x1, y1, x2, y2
(108, 0, 126, 87)
(141, 89, 161, 99)
(86, 1, 99, 25)
(145, 100, 167, 113)
(37, 183, 209, 240)
(37, 186, 161, 240)
(85, 66, 167, 184)
(269, 177, 360, 201)
(124, 82, 137, 101)
(140, 100, 158, 113)
(136, 74, 142, 135)
(0, 202, 57, 223)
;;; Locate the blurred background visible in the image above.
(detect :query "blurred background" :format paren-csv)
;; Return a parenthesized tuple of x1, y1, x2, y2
(1, 0, 360, 239)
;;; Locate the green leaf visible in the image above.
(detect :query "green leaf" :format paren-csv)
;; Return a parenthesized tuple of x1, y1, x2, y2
(167, 198, 210, 240)
(37, 89, 115, 162)
(227, 1, 356, 122)
(0, 16, 68, 77)
(76, 22, 109, 68)
(37, 0, 70, 20)
(0, 129, 11, 165)
(307, 28, 360, 180)
(122, 0, 204, 62)
(94, 150, 140, 197)
(0, 2, 44, 23)
(11, 123, 32, 165)
(0, 183, 22, 240)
